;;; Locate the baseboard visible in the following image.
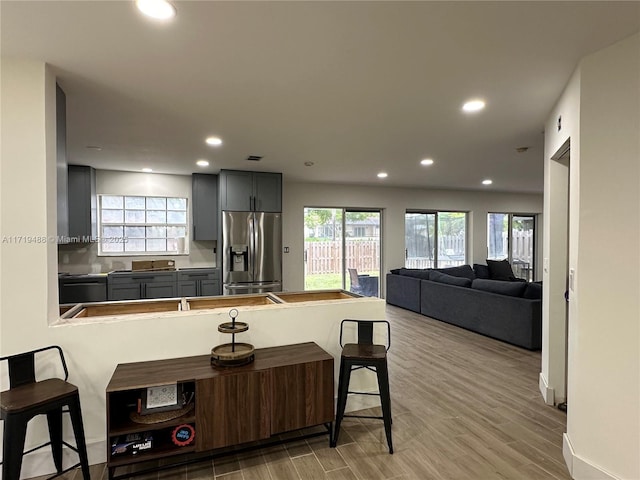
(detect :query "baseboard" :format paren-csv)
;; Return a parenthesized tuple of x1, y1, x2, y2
(539, 372, 555, 405)
(563, 433, 621, 480)
(18, 439, 106, 479)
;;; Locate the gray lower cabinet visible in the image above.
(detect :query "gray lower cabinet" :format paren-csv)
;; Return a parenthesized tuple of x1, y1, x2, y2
(200, 279, 219, 296)
(177, 269, 220, 297)
(108, 271, 178, 301)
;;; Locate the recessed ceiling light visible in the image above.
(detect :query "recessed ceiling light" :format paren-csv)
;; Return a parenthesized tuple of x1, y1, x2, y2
(136, 0, 176, 20)
(377, 172, 388, 179)
(196, 160, 209, 167)
(205, 136, 222, 146)
(482, 179, 493, 185)
(86, 145, 102, 151)
(142, 168, 153, 173)
(462, 99, 486, 113)
(420, 158, 434, 166)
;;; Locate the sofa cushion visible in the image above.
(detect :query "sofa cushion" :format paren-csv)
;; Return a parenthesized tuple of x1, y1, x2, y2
(523, 281, 542, 300)
(433, 264, 475, 280)
(486, 259, 516, 281)
(473, 263, 491, 279)
(471, 278, 527, 297)
(430, 271, 472, 287)
(400, 268, 431, 280)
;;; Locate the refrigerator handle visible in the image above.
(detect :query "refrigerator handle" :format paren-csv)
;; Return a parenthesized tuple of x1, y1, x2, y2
(248, 214, 255, 280)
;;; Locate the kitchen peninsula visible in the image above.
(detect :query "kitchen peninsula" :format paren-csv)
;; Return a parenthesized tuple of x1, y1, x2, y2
(47, 290, 386, 474)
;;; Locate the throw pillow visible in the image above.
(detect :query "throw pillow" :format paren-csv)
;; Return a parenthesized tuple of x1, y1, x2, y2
(486, 259, 516, 281)
(429, 271, 472, 287)
(473, 263, 491, 279)
(390, 268, 402, 275)
(471, 279, 527, 297)
(402, 269, 431, 280)
(433, 264, 476, 280)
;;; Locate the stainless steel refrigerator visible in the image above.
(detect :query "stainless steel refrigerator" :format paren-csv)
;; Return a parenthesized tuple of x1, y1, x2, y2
(222, 211, 282, 295)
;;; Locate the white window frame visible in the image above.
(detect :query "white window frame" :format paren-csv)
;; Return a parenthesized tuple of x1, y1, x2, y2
(98, 194, 189, 256)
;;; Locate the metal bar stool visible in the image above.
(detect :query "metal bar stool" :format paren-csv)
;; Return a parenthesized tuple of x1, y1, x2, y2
(0, 345, 91, 480)
(331, 319, 393, 453)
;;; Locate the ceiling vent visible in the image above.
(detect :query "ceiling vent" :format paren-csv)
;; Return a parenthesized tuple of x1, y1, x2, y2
(246, 155, 263, 162)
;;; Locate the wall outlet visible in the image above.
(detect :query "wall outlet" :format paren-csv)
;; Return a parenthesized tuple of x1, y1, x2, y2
(284, 246, 290, 253)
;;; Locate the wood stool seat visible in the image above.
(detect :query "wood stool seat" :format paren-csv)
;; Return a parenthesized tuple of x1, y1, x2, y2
(1, 379, 79, 413)
(331, 319, 393, 454)
(0, 346, 91, 480)
(341, 343, 387, 360)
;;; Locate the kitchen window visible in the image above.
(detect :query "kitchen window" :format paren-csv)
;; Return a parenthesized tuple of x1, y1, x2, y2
(98, 195, 188, 255)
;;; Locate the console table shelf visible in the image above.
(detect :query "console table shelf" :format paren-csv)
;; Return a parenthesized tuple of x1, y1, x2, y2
(107, 443, 197, 468)
(108, 414, 197, 437)
(106, 342, 334, 479)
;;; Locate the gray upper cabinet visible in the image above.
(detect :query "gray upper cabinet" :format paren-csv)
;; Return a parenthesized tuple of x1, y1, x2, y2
(253, 172, 282, 212)
(192, 173, 218, 241)
(56, 83, 69, 237)
(68, 165, 97, 240)
(219, 170, 281, 212)
(219, 170, 253, 211)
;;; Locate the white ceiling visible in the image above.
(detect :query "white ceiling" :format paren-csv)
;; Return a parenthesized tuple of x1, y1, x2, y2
(2, 1, 639, 193)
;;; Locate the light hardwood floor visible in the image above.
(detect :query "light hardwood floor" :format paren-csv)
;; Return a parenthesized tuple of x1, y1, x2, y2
(29, 305, 571, 480)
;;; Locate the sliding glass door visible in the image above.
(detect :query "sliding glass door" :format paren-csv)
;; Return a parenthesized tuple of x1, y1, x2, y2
(304, 208, 381, 296)
(344, 210, 381, 296)
(405, 212, 436, 268)
(405, 211, 467, 268)
(488, 213, 536, 281)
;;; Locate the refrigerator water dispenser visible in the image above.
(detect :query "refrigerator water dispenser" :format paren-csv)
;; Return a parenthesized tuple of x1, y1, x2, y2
(230, 244, 248, 272)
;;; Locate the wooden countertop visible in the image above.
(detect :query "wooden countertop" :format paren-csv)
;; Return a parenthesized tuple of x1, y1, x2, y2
(106, 342, 333, 392)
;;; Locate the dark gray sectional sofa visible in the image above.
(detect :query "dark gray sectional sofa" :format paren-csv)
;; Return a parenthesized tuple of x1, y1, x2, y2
(386, 264, 542, 350)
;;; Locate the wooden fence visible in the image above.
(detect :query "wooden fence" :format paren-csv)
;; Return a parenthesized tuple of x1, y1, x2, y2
(305, 230, 533, 276)
(304, 240, 380, 274)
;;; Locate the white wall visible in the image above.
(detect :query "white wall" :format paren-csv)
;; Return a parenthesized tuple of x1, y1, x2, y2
(541, 69, 581, 405)
(58, 170, 216, 274)
(1, 59, 58, 351)
(281, 181, 543, 293)
(545, 33, 640, 480)
(0, 59, 386, 478)
(573, 33, 639, 480)
(1, 57, 545, 477)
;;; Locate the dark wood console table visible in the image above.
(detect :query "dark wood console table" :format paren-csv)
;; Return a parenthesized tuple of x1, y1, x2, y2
(106, 342, 334, 479)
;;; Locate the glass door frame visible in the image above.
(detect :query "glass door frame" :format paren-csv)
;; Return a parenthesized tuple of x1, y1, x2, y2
(405, 210, 468, 268)
(487, 212, 537, 281)
(303, 207, 383, 296)
(342, 209, 382, 296)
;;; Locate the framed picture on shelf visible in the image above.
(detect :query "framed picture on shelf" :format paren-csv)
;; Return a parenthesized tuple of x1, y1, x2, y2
(140, 383, 183, 415)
